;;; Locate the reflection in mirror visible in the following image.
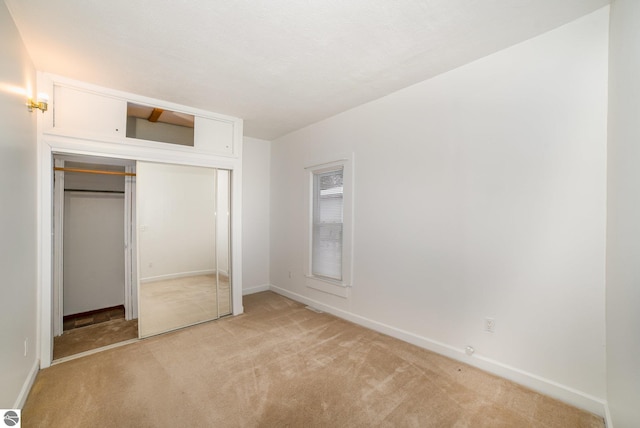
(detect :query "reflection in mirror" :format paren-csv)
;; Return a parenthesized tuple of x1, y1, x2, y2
(126, 102, 195, 147)
(137, 162, 231, 337)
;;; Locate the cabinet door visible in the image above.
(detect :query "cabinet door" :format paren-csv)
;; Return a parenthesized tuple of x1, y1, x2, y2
(194, 116, 234, 155)
(54, 85, 126, 138)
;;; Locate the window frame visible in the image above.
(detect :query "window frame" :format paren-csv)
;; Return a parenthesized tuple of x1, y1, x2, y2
(304, 155, 353, 298)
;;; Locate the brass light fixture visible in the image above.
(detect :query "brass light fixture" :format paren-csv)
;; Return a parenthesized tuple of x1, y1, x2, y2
(27, 95, 48, 113)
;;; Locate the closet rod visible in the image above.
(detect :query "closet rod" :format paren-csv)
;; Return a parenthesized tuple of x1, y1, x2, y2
(54, 167, 136, 177)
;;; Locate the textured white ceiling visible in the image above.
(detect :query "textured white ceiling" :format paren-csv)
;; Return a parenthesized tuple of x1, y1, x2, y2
(5, 0, 608, 139)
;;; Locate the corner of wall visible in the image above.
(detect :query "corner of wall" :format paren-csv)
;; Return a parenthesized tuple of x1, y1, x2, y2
(604, 402, 613, 428)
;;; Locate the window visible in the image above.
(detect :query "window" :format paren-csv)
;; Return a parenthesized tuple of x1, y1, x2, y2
(312, 168, 344, 280)
(305, 156, 353, 297)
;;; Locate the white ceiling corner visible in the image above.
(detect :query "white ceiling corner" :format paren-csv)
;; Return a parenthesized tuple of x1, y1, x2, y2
(4, 0, 609, 140)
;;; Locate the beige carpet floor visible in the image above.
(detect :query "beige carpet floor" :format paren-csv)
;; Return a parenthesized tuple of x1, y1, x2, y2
(25, 292, 603, 427)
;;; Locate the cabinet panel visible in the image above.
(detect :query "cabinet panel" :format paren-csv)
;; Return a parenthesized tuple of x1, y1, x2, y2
(54, 86, 126, 138)
(194, 117, 234, 155)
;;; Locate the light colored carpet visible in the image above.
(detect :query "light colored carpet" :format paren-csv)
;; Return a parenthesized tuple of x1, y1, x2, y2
(24, 292, 603, 427)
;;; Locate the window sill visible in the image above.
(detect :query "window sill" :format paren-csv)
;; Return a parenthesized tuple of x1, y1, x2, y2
(305, 275, 351, 298)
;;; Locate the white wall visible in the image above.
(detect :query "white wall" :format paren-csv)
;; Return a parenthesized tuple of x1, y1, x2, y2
(61, 163, 126, 316)
(63, 192, 125, 315)
(270, 8, 608, 413)
(606, 0, 640, 426)
(0, 1, 38, 407)
(242, 137, 271, 293)
(63, 163, 126, 192)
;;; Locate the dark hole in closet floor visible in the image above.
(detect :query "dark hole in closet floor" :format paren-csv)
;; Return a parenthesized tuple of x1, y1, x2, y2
(63, 305, 126, 331)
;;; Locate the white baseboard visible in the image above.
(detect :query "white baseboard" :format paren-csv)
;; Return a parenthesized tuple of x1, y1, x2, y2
(269, 284, 606, 417)
(14, 359, 39, 409)
(140, 269, 216, 283)
(243, 284, 270, 295)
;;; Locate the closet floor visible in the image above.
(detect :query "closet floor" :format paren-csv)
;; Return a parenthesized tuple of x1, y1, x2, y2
(53, 318, 138, 360)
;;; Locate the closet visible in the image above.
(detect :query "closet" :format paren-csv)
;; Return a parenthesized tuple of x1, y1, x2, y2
(38, 74, 243, 367)
(53, 155, 233, 358)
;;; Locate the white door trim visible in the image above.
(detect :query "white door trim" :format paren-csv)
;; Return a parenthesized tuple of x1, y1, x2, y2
(52, 159, 65, 337)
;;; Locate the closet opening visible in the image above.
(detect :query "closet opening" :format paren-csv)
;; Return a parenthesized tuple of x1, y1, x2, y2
(52, 154, 137, 360)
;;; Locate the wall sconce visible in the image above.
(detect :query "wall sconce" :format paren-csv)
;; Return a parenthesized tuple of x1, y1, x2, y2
(27, 94, 48, 113)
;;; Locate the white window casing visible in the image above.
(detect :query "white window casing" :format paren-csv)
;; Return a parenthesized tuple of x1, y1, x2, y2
(304, 154, 353, 298)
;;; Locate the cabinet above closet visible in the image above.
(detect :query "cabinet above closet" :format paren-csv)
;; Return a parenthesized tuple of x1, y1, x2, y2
(41, 77, 242, 158)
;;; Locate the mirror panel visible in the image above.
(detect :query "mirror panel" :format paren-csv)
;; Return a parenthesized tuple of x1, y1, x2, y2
(137, 162, 230, 337)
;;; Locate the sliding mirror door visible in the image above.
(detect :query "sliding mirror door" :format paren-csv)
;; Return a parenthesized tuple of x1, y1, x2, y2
(137, 162, 231, 337)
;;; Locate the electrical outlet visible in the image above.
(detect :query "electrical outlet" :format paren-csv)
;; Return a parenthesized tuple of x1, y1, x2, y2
(24, 338, 28, 357)
(485, 318, 496, 333)
(288, 271, 292, 279)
